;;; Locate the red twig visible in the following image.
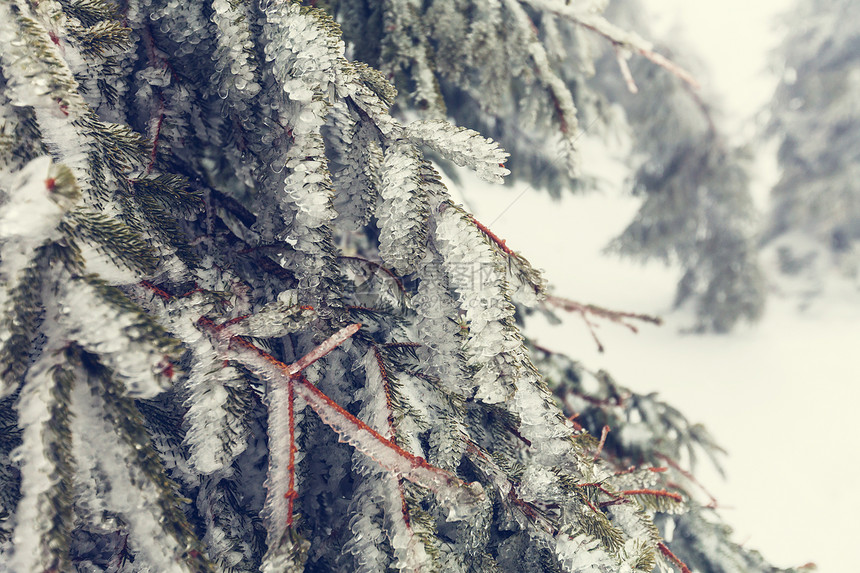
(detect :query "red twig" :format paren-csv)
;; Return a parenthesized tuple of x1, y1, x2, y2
(505, 422, 532, 447)
(139, 280, 172, 300)
(622, 489, 683, 503)
(217, 314, 250, 330)
(658, 542, 692, 573)
(469, 216, 515, 256)
(656, 453, 719, 508)
(546, 295, 662, 331)
(576, 482, 617, 499)
(545, 295, 662, 353)
(594, 425, 610, 460)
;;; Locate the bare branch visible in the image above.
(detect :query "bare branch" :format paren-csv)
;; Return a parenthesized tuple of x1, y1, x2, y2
(520, 0, 700, 89)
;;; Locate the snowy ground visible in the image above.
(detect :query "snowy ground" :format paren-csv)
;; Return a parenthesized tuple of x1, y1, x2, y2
(444, 2, 859, 569)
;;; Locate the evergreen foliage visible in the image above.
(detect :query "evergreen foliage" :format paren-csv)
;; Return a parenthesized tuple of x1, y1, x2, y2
(0, 0, 796, 571)
(765, 0, 860, 288)
(327, 0, 765, 332)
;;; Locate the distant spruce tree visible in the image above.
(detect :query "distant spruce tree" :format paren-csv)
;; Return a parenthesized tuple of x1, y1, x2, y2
(327, 0, 766, 332)
(595, 0, 765, 333)
(0, 1, 800, 572)
(764, 0, 860, 291)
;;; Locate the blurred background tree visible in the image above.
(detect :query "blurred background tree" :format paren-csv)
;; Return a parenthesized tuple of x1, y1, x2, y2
(763, 0, 860, 299)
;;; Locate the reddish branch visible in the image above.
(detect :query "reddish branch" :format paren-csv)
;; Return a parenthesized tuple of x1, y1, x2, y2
(217, 314, 250, 329)
(140, 24, 175, 174)
(621, 489, 683, 503)
(658, 542, 692, 573)
(505, 423, 533, 447)
(198, 319, 361, 527)
(197, 317, 480, 529)
(594, 424, 610, 459)
(294, 375, 472, 492)
(139, 280, 171, 300)
(545, 294, 662, 353)
(469, 215, 515, 256)
(656, 453, 719, 508)
(139, 281, 210, 311)
(576, 482, 683, 511)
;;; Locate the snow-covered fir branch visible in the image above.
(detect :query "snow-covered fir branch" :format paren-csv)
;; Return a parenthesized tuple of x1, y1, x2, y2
(0, 0, 804, 571)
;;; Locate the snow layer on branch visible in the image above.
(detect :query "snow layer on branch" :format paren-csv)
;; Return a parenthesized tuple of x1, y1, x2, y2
(294, 376, 484, 520)
(0, 157, 77, 300)
(331, 113, 384, 231)
(8, 344, 67, 572)
(404, 120, 510, 184)
(342, 463, 388, 573)
(57, 278, 173, 398)
(131, 288, 252, 475)
(219, 300, 316, 339)
(210, 0, 261, 103)
(0, 2, 92, 187)
(69, 371, 190, 573)
(262, 1, 342, 299)
(378, 142, 430, 275)
(379, 0, 445, 117)
(182, 359, 248, 475)
(347, 349, 432, 571)
(500, 0, 581, 177)
(554, 532, 616, 572)
(433, 204, 585, 462)
(264, 2, 338, 105)
(410, 251, 472, 401)
(433, 205, 520, 403)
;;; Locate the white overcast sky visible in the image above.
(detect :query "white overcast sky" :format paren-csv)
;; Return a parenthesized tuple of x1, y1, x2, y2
(646, 0, 793, 124)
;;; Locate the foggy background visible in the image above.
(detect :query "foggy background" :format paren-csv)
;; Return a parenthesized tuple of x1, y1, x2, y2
(448, 1, 857, 570)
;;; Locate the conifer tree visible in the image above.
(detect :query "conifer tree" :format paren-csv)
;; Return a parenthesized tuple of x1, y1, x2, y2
(0, 0, 797, 571)
(594, 0, 765, 332)
(764, 0, 860, 289)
